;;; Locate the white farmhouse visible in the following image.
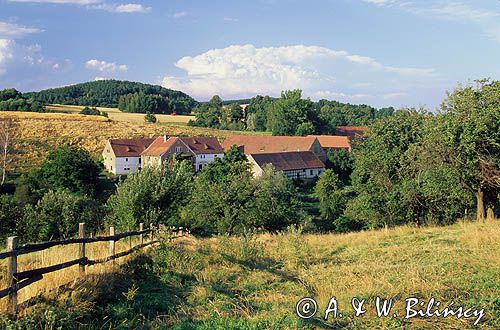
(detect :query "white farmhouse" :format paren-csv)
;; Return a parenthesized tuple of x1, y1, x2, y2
(102, 138, 155, 175)
(141, 136, 224, 172)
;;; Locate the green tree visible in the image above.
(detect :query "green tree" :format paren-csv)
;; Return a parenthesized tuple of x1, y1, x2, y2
(271, 90, 314, 136)
(18, 190, 102, 241)
(430, 80, 500, 220)
(40, 145, 102, 196)
(106, 161, 193, 231)
(144, 112, 157, 123)
(0, 194, 23, 240)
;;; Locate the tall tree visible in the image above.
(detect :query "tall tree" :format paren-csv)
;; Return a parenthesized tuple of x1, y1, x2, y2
(430, 80, 500, 220)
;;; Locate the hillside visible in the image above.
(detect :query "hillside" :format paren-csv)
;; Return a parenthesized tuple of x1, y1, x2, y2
(1, 111, 266, 172)
(23, 80, 198, 114)
(2, 220, 498, 329)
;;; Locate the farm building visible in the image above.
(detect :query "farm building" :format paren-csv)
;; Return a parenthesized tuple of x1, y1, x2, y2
(141, 136, 224, 172)
(307, 135, 352, 152)
(248, 151, 325, 179)
(102, 138, 155, 175)
(222, 135, 327, 162)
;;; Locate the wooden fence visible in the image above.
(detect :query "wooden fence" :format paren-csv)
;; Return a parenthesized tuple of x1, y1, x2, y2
(0, 223, 187, 316)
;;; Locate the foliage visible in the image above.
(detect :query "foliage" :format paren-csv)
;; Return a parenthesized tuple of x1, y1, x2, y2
(0, 88, 45, 112)
(0, 194, 23, 240)
(24, 80, 197, 114)
(106, 161, 193, 231)
(40, 145, 102, 197)
(79, 106, 108, 117)
(119, 92, 172, 114)
(144, 111, 157, 123)
(188, 96, 245, 130)
(270, 89, 315, 136)
(326, 148, 354, 185)
(16, 190, 103, 241)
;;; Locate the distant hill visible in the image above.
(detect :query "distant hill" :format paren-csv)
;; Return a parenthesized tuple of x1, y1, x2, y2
(24, 80, 198, 114)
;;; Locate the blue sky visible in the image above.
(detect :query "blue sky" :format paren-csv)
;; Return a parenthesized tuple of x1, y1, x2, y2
(0, 0, 499, 109)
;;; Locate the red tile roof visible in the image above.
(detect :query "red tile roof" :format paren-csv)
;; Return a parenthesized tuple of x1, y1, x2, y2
(307, 135, 351, 149)
(335, 126, 368, 137)
(250, 151, 325, 171)
(141, 136, 224, 157)
(109, 138, 156, 157)
(180, 136, 224, 154)
(222, 135, 318, 154)
(141, 136, 177, 156)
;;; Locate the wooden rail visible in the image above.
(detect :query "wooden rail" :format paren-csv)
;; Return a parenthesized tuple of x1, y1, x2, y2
(0, 224, 187, 316)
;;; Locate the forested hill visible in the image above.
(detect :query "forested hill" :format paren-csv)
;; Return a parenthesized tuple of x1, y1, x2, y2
(24, 80, 198, 114)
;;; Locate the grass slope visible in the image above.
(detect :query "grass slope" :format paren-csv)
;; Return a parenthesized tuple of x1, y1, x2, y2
(2, 220, 499, 329)
(1, 111, 267, 172)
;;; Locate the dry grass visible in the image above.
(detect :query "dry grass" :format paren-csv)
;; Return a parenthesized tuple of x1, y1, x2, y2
(0, 111, 266, 171)
(45, 104, 195, 125)
(0, 234, 151, 312)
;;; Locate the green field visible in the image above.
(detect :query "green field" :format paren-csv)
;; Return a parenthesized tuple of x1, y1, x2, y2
(2, 220, 498, 329)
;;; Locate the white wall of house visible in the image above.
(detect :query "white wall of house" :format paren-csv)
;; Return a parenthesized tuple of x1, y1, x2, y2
(282, 167, 324, 179)
(194, 153, 224, 172)
(112, 156, 142, 175)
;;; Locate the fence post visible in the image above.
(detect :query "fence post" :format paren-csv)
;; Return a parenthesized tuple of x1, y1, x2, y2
(150, 223, 154, 242)
(109, 226, 115, 265)
(128, 227, 132, 250)
(139, 223, 144, 245)
(78, 223, 86, 276)
(6, 236, 18, 316)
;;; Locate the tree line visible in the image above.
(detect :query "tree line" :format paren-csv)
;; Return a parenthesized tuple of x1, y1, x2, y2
(189, 90, 395, 134)
(23, 80, 198, 114)
(0, 88, 45, 113)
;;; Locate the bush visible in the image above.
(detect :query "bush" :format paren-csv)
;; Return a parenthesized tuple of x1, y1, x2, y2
(17, 190, 103, 242)
(144, 112, 157, 123)
(0, 194, 23, 240)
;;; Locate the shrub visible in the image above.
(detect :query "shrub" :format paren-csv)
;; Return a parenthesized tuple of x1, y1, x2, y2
(144, 112, 157, 123)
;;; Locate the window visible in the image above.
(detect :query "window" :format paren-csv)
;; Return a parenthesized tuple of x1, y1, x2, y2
(310, 169, 313, 175)
(125, 158, 128, 162)
(176, 146, 182, 153)
(139, 158, 141, 163)
(198, 164, 203, 171)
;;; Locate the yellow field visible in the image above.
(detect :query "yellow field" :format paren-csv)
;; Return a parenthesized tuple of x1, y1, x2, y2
(45, 104, 195, 125)
(0, 111, 267, 172)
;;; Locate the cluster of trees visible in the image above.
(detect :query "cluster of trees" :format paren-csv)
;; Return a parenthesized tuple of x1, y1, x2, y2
(316, 80, 499, 231)
(189, 90, 394, 135)
(0, 88, 45, 112)
(24, 80, 197, 114)
(79, 106, 108, 117)
(188, 96, 245, 130)
(118, 92, 177, 114)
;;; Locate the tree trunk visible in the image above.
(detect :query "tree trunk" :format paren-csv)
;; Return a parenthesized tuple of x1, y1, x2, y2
(476, 188, 485, 222)
(486, 207, 495, 222)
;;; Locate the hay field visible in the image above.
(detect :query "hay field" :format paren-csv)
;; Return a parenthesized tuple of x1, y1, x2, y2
(0, 111, 265, 171)
(46, 104, 195, 125)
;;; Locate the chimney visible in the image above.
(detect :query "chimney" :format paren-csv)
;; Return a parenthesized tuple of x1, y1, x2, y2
(163, 135, 167, 142)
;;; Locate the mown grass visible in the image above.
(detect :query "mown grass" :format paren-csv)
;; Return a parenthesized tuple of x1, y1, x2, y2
(0, 111, 268, 172)
(45, 104, 196, 125)
(1, 220, 498, 329)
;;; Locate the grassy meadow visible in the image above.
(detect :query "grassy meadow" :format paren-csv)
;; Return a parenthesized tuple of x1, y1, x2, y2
(1, 220, 498, 329)
(0, 110, 267, 172)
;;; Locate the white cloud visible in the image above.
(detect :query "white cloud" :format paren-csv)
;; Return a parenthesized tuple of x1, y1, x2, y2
(0, 21, 43, 39)
(161, 44, 438, 105)
(91, 3, 151, 13)
(85, 59, 128, 77)
(0, 38, 71, 89)
(363, 0, 500, 42)
(173, 11, 187, 18)
(9, 0, 151, 13)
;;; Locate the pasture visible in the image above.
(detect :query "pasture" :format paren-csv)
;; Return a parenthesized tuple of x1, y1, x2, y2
(1, 220, 498, 329)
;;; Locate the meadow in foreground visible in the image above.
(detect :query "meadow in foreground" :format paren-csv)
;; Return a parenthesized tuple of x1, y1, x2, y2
(1, 220, 498, 329)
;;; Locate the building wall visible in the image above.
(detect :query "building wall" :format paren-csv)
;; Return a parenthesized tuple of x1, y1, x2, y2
(142, 155, 163, 168)
(113, 156, 142, 175)
(310, 139, 327, 162)
(194, 153, 224, 171)
(102, 141, 115, 173)
(283, 167, 324, 179)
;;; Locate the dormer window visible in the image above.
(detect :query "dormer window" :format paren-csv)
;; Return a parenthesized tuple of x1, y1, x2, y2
(176, 147, 182, 153)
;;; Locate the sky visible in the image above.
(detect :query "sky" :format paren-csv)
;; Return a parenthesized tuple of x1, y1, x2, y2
(0, 0, 499, 109)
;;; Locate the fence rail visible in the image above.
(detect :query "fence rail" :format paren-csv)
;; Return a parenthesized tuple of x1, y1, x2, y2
(0, 223, 187, 316)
